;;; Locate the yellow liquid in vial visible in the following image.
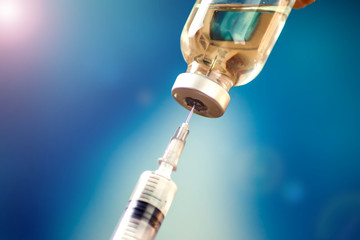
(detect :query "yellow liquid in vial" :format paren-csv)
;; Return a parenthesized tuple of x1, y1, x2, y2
(181, 4, 291, 87)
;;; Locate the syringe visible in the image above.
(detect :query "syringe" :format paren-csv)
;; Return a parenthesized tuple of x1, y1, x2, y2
(112, 107, 194, 240)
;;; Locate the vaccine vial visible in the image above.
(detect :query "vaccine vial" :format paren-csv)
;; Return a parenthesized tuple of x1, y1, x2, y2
(172, 0, 295, 117)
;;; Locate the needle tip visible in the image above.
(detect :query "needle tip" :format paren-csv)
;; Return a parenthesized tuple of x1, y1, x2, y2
(185, 105, 195, 124)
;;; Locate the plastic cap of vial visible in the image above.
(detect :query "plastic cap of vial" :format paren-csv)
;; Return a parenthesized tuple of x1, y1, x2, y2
(171, 73, 230, 118)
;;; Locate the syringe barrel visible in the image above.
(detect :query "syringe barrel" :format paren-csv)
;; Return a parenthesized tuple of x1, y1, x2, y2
(112, 171, 177, 240)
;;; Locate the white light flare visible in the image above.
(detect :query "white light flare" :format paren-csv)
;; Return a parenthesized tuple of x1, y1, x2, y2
(0, 0, 44, 49)
(0, 0, 23, 26)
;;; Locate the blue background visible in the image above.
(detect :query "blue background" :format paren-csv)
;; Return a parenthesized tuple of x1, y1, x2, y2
(1, 0, 360, 239)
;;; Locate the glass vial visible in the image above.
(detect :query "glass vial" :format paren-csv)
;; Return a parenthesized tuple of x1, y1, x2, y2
(172, 0, 295, 117)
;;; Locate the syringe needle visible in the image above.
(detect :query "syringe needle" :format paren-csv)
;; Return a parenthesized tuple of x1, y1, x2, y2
(185, 105, 195, 124)
(156, 106, 194, 177)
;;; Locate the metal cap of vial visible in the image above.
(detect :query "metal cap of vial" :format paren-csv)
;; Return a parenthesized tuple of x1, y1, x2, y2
(171, 73, 230, 118)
